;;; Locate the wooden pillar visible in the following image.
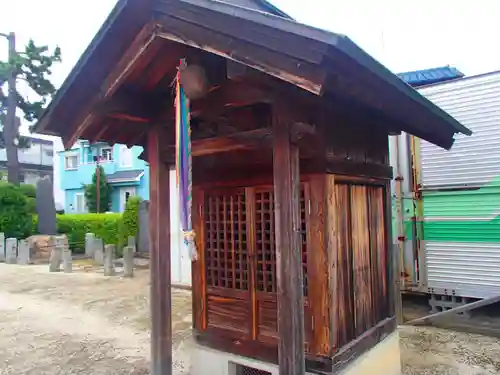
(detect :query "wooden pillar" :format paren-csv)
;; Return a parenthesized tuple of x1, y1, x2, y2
(148, 126, 172, 375)
(272, 105, 305, 374)
(385, 181, 403, 323)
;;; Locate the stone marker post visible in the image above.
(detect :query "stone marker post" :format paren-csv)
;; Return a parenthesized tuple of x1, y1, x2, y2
(104, 244, 116, 276)
(17, 239, 30, 265)
(5, 238, 17, 264)
(85, 233, 95, 258)
(127, 236, 136, 253)
(62, 246, 72, 273)
(93, 238, 104, 265)
(0, 233, 5, 262)
(123, 246, 134, 278)
(36, 176, 57, 235)
(49, 236, 63, 272)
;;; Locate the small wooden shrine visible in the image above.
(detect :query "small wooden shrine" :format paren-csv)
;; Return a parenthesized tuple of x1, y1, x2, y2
(36, 0, 470, 374)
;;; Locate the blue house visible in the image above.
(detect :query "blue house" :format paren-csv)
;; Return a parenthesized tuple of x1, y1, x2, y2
(59, 140, 149, 213)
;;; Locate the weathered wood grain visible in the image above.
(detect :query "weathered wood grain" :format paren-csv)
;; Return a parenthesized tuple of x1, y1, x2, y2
(350, 185, 373, 336)
(368, 186, 388, 322)
(148, 126, 172, 375)
(245, 187, 258, 340)
(333, 184, 355, 348)
(307, 175, 332, 356)
(272, 104, 305, 374)
(207, 295, 250, 335)
(191, 187, 204, 330)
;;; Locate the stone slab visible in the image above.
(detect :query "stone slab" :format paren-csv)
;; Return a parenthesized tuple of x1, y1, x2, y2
(0, 233, 5, 262)
(104, 245, 116, 276)
(123, 246, 134, 278)
(17, 239, 30, 265)
(5, 238, 17, 264)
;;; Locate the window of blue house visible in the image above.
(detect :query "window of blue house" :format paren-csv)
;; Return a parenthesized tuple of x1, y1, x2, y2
(86, 148, 94, 163)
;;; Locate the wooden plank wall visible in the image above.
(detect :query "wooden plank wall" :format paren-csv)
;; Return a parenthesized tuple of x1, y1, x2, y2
(191, 173, 392, 366)
(330, 180, 391, 350)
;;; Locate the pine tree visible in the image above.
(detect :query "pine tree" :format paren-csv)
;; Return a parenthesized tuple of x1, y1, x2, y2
(0, 36, 61, 183)
(84, 165, 112, 213)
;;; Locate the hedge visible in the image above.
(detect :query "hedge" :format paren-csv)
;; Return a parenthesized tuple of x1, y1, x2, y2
(0, 182, 34, 238)
(19, 184, 37, 214)
(18, 184, 36, 198)
(33, 213, 122, 253)
(118, 196, 142, 250)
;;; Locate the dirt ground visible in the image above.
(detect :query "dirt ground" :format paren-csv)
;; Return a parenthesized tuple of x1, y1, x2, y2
(0, 264, 499, 374)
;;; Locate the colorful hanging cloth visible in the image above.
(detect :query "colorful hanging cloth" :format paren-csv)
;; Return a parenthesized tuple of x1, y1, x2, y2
(175, 59, 198, 261)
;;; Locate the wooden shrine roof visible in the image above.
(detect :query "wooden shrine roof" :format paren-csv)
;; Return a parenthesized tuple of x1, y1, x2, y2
(35, 0, 471, 150)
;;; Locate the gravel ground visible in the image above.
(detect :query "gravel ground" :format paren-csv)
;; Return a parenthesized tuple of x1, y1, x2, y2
(400, 326, 500, 374)
(0, 264, 191, 375)
(0, 263, 498, 374)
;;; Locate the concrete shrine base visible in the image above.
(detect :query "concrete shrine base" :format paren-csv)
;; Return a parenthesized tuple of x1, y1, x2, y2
(191, 332, 401, 375)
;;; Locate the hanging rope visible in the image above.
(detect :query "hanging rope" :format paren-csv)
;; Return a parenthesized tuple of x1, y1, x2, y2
(175, 59, 198, 261)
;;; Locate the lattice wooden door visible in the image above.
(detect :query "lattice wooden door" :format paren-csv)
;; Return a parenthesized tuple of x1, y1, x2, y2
(203, 188, 252, 337)
(253, 186, 312, 347)
(199, 184, 312, 348)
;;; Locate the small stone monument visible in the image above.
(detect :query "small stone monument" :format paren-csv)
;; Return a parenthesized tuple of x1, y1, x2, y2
(5, 238, 17, 264)
(62, 247, 72, 273)
(0, 233, 5, 262)
(123, 246, 134, 278)
(93, 238, 104, 265)
(85, 233, 95, 258)
(49, 236, 64, 272)
(17, 239, 30, 265)
(104, 245, 116, 276)
(127, 236, 136, 253)
(36, 176, 57, 235)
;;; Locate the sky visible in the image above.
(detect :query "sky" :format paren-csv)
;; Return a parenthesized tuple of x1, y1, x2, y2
(2, 0, 500, 90)
(1, 0, 500, 203)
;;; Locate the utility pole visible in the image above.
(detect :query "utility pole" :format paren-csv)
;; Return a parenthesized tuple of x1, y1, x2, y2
(2, 32, 20, 184)
(94, 156, 101, 213)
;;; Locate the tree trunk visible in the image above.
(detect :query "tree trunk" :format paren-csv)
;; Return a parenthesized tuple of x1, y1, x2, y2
(5, 32, 20, 185)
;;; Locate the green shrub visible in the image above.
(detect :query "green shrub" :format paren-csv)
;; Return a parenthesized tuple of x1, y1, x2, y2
(18, 184, 36, 198)
(84, 166, 112, 213)
(0, 183, 34, 238)
(26, 197, 36, 214)
(32, 215, 39, 235)
(56, 213, 122, 253)
(18, 184, 36, 214)
(118, 196, 142, 254)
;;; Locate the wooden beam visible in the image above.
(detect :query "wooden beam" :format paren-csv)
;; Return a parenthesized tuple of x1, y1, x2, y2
(148, 126, 172, 375)
(159, 79, 272, 122)
(98, 90, 169, 123)
(163, 123, 316, 159)
(406, 295, 500, 327)
(88, 119, 110, 143)
(332, 317, 396, 373)
(272, 103, 305, 374)
(155, 9, 326, 95)
(192, 80, 271, 116)
(190, 137, 253, 156)
(101, 79, 271, 127)
(107, 113, 150, 123)
(64, 22, 161, 147)
(164, 128, 271, 157)
(64, 111, 98, 149)
(103, 22, 161, 98)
